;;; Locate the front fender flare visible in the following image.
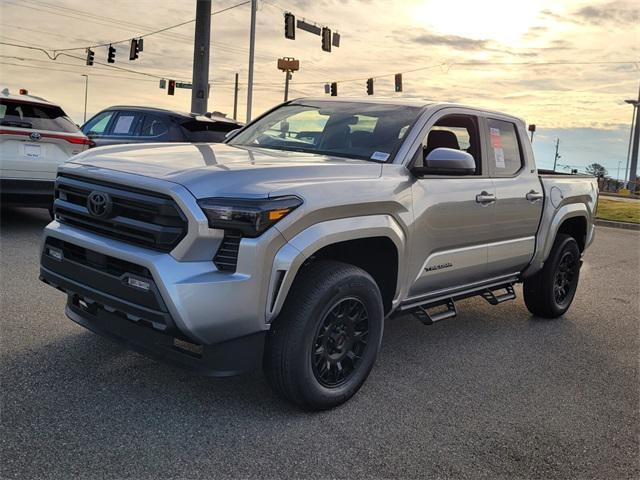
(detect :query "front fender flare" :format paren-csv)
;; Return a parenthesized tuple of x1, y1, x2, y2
(265, 215, 406, 322)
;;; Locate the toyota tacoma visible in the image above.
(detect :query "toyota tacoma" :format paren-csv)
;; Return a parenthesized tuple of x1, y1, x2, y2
(39, 98, 597, 410)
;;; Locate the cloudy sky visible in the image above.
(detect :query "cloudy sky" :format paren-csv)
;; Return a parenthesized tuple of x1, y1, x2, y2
(1, 0, 638, 176)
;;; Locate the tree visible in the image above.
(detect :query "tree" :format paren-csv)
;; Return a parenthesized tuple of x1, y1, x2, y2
(585, 163, 608, 178)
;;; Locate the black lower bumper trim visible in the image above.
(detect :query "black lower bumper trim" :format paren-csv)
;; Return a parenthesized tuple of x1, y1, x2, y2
(1, 179, 54, 207)
(65, 298, 265, 377)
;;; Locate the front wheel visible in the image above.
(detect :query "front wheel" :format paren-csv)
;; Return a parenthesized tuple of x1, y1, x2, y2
(524, 234, 581, 318)
(264, 260, 384, 410)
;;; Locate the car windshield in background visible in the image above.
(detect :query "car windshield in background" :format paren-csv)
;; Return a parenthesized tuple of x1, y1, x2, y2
(228, 101, 422, 162)
(0, 99, 79, 133)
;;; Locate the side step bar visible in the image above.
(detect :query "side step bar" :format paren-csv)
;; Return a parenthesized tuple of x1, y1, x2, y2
(481, 284, 516, 305)
(415, 299, 457, 325)
(409, 282, 517, 326)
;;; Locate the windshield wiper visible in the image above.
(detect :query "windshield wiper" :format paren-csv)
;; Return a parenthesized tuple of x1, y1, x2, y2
(1, 120, 33, 128)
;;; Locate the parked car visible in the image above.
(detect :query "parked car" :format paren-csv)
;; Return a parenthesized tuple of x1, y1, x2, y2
(0, 89, 92, 210)
(81, 106, 241, 147)
(40, 98, 597, 410)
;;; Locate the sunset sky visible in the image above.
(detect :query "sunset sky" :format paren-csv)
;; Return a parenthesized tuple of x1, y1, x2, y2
(1, 0, 638, 176)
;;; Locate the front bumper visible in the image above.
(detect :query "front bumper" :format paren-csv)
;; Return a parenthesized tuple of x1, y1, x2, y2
(60, 292, 265, 377)
(39, 219, 286, 375)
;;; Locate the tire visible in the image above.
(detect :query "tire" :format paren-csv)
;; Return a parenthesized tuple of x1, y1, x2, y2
(264, 260, 384, 410)
(524, 234, 581, 318)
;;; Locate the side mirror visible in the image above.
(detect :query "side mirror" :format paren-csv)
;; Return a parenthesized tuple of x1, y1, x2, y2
(225, 128, 241, 140)
(411, 147, 476, 176)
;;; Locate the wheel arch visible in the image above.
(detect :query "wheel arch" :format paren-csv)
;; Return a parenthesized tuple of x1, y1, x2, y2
(523, 203, 592, 278)
(266, 215, 406, 322)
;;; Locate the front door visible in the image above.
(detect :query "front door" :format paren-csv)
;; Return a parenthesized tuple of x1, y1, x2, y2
(408, 111, 496, 300)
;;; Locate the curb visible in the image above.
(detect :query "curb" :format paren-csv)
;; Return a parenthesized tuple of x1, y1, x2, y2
(595, 219, 640, 231)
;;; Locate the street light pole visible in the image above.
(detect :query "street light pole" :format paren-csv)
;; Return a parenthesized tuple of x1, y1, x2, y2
(623, 103, 636, 185)
(81, 74, 88, 123)
(625, 88, 640, 189)
(246, 0, 257, 122)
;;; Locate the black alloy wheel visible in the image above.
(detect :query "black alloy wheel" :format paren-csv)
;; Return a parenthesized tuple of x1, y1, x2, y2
(312, 297, 370, 388)
(553, 250, 579, 306)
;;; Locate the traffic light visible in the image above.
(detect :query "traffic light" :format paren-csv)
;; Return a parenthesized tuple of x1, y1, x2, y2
(284, 12, 295, 40)
(394, 73, 403, 92)
(366, 78, 374, 95)
(107, 44, 116, 63)
(330, 82, 337, 96)
(324, 84, 330, 94)
(85, 48, 94, 66)
(137, 38, 144, 52)
(321, 27, 332, 52)
(167, 79, 175, 96)
(129, 38, 140, 60)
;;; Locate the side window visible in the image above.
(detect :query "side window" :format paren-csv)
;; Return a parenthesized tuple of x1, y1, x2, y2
(110, 112, 142, 136)
(140, 115, 169, 137)
(83, 111, 114, 135)
(486, 119, 523, 177)
(416, 114, 481, 175)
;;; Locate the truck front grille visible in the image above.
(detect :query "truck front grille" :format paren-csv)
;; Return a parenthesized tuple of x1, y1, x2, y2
(54, 174, 187, 252)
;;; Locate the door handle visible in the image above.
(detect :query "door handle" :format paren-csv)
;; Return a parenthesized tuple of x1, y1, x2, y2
(526, 190, 544, 202)
(475, 191, 496, 205)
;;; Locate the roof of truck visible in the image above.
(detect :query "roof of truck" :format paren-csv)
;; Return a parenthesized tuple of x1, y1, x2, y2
(291, 97, 525, 124)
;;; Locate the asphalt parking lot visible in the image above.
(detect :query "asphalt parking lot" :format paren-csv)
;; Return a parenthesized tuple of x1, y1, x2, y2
(1, 207, 638, 480)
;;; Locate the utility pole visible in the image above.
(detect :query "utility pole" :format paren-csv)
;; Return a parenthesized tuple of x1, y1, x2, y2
(246, 0, 257, 122)
(627, 83, 640, 189)
(553, 138, 561, 171)
(81, 74, 88, 123)
(233, 73, 239, 120)
(191, 0, 211, 114)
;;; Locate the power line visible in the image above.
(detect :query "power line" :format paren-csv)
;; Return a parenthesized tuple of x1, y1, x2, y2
(1, 0, 250, 57)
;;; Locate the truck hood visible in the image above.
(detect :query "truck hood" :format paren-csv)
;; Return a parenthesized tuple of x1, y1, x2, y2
(69, 142, 382, 198)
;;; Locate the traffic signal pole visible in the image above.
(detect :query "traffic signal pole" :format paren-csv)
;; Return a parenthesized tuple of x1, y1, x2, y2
(191, 0, 211, 114)
(246, 0, 257, 122)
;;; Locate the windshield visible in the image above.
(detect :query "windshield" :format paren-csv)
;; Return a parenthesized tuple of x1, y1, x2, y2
(228, 101, 422, 162)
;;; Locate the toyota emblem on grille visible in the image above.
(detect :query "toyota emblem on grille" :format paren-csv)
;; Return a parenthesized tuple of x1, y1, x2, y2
(29, 132, 41, 141)
(87, 191, 113, 218)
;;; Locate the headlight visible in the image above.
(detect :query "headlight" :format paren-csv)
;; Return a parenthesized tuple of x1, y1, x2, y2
(197, 196, 302, 237)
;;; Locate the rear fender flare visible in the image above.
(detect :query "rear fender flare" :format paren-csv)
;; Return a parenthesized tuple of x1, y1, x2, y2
(523, 203, 589, 278)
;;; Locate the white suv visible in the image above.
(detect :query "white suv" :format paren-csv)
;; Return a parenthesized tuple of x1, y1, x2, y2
(0, 89, 92, 211)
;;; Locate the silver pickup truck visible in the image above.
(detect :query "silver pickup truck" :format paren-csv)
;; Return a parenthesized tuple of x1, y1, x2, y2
(39, 98, 597, 410)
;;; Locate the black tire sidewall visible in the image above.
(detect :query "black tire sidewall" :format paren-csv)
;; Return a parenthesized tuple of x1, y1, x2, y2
(289, 267, 383, 408)
(543, 235, 581, 316)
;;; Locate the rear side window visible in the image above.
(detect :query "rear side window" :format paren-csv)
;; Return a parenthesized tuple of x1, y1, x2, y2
(486, 119, 523, 177)
(0, 99, 79, 132)
(140, 115, 169, 137)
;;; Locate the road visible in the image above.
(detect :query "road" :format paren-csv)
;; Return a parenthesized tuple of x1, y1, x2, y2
(1, 207, 638, 480)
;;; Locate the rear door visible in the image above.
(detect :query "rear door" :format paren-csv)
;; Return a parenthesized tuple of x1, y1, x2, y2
(482, 116, 543, 277)
(0, 99, 90, 180)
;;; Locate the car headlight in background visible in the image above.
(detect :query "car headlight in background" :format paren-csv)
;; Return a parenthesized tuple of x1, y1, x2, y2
(197, 196, 302, 237)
